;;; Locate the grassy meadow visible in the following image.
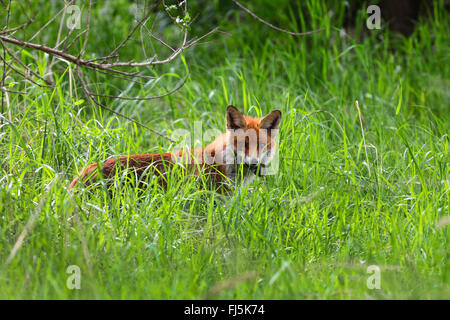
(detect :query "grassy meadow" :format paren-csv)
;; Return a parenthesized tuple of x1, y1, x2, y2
(0, 0, 449, 299)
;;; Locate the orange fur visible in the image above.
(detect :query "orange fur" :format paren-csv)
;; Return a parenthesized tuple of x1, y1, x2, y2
(68, 106, 281, 192)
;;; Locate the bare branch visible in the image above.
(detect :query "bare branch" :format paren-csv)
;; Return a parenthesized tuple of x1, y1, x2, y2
(0, 40, 53, 86)
(63, 29, 87, 52)
(88, 72, 189, 101)
(77, 0, 91, 59)
(0, 18, 35, 36)
(1, 87, 27, 95)
(142, 23, 176, 53)
(105, 2, 159, 60)
(0, 0, 219, 137)
(75, 67, 175, 142)
(1, 0, 12, 121)
(27, 3, 70, 43)
(231, 0, 322, 36)
(0, 28, 217, 70)
(0, 48, 47, 88)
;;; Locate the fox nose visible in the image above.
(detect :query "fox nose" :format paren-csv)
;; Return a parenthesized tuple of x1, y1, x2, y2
(246, 163, 266, 174)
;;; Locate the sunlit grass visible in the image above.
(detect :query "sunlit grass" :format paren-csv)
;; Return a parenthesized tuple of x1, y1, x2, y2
(0, 0, 448, 299)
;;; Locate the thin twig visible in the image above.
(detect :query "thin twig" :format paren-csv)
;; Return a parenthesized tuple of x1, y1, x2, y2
(0, 33, 214, 69)
(1, 0, 11, 123)
(1, 87, 27, 95)
(0, 47, 47, 88)
(0, 0, 220, 136)
(28, 3, 69, 43)
(0, 18, 35, 36)
(63, 29, 87, 52)
(75, 67, 175, 142)
(88, 72, 189, 100)
(231, 0, 322, 36)
(77, 0, 91, 59)
(1, 40, 53, 86)
(106, 3, 157, 60)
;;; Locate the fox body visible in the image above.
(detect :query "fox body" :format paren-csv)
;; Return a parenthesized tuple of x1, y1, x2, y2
(68, 106, 281, 192)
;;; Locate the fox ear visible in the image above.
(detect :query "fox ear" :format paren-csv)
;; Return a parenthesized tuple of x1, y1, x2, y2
(226, 105, 246, 130)
(260, 110, 282, 130)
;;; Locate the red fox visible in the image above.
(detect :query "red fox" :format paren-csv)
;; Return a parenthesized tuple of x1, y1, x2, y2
(68, 105, 281, 192)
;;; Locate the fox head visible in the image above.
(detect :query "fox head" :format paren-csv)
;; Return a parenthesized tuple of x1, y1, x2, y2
(225, 105, 281, 176)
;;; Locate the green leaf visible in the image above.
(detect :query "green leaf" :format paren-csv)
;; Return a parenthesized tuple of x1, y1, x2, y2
(395, 85, 402, 115)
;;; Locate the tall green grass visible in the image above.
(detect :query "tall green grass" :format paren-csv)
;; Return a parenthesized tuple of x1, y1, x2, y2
(0, 0, 448, 299)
